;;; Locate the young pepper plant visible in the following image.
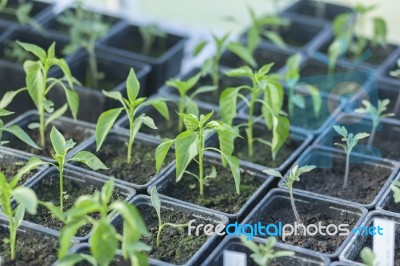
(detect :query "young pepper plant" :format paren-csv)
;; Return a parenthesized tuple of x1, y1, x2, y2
(96, 68, 169, 163)
(0, 0, 42, 30)
(360, 247, 376, 266)
(241, 236, 294, 266)
(220, 64, 290, 160)
(139, 24, 166, 55)
(333, 126, 369, 189)
(355, 99, 394, 147)
(264, 165, 316, 224)
(18, 41, 79, 148)
(0, 157, 49, 260)
(44, 179, 151, 266)
(390, 181, 400, 204)
(155, 111, 241, 196)
(150, 186, 188, 247)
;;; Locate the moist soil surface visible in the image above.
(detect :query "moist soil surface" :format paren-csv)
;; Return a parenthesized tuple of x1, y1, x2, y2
(260, 207, 357, 254)
(25, 174, 124, 236)
(384, 197, 400, 214)
(90, 139, 175, 185)
(233, 126, 302, 168)
(294, 157, 392, 204)
(1, 159, 37, 185)
(0, 228, 58, 266)
(162, 159, 264, 214)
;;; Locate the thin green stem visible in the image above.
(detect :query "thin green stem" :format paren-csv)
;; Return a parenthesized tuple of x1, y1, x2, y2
(59, 162, 65, 212)
(289, 187, 301, 224)
(127, 118, 135, 164)
(39, 66, 49, 147)
(87, 45, 98, 89)
(198, 126, 204, 196)
(178, 95, 185, 132)
(247, 93, 256, 157)
(343, 152, 350, 189)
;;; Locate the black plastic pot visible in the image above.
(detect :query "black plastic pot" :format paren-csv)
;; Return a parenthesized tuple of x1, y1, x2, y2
(21, 165, 135, 243)
(0, 0, 53, 26)
(3, 110, 95, 160)
(339, 211, 400, 265)
(278, 146, 399, 209)
(376, 173, 400, 216)
(98, 22, 186, 95)
(281, 0, 354, 23)
(201, 236, 330, 266)
(111, 194, 229, 266)
(242, 188, 368, 259)
(374, 77, 400, 119)
(149, 151, 275, 221)
(72, 130, 175, 192)
(48, 49, 151, 123)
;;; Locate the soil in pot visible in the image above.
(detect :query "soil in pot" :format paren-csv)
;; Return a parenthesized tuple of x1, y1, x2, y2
(233, 126, 302, 168)
(294, 156, 392, 204)
(1, 159, 37, 184)
(0, 228, 58, 266)
(87, 138, 175, 185)
(116, 204, 212, 264)
(162, 159, 264, 214)
(384, 195, 400, 214)
(24, 173, 125, 236)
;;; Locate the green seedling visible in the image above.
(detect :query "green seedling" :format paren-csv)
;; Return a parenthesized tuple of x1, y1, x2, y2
(44, 178, 151, 266)
(166, 72, 216, 132)
(0, 158, 49, 260)
(241, 236, 294, 266)
(219, 64, 289, 160)
(139, 24, 166, 55)
(155, 111, 240, 196)
(95, 68, 169, 163)
(333, 126, 369, 189)
(390, 181, 400, 204)
(0, 0, 42, 30)
(328, 4, 387, 73)
(355, 99, 394, 147)
(34, 126, 107, 212)
(150, 186, 188, 247)
(360, 247, 376, 266)
(4, 41, 33, 64)
(389, 59, 400, 79)
(18, 41, 79, 148)
(59, 3, 110, 89)
(264, 165, 316, 224)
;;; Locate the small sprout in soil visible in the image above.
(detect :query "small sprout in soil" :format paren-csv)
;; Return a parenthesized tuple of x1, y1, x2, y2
(0, 88, 40, 150)
(284, 53, 321, 118)
(150, 186, 189, 247)
(264, 165, 316, 224)
(139, 24, 166, 55)
(0, 158, 48, 260)
(328, 4, 387, 72)
(333, 125, 369, 189)
(389, 59, 400, 79)
(59, 2, 110, 89)
(96, 68, 169, 163)
(355, 99, 394, 147)
(166, 72, 216, 131)
(45, 178, 151, 266)
(18, 41, 79, 147)
(360, 247, 376, 266)
(155, 111, 241, 196)
(241, 236, 294, 266)
(0, 0, 42, 30)
(220, 64, 289, 160)
(390, 181, 400, 204)
(34, 126, 107, 212)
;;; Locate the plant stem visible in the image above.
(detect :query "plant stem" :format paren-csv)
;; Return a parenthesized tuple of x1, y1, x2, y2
(368, 125, 376, 148)
(178, 95, 185, 132)
(39, 66, 49, 147)
(156, 223, 164, 247)
(289, 188, 301, 224)
(288, 85, 294, 118)
(198, 126, 204, 196)
(343, 152, 350, 189)
(9, 215, 16, 260)
(127, 118, 135, 164)
(394, 94, 400, 117)
(59, 162, 65, 212)
(87, 45, 98, 89)
(247, 93, 256, 157)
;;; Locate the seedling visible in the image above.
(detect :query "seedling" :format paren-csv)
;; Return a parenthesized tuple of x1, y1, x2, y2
(241, 236, 294, 266)
(389, 59, 400, 79)
(155, 111, 241, 196)
(328, 4, 387, 72)
(0, 158, 49, 260)
(44, 179, 151, 266)
(333, 126, 369, 189)
(355, 99, 394, 147)
(59, 3, 110, 89)
(150, 186, 188, 247)
(390, 181, 400, 204)
(219, 64, 289, 160)
(360, 247, 376, 266)
(0, 0, 42, 30)
(139, 24, 166, 55)
(18, 41, 79, 148)
(166, 72, 216, 131)
(264, 165, 316, 224)
(96, 68, 169, 163)
(34, 126, 107, 212)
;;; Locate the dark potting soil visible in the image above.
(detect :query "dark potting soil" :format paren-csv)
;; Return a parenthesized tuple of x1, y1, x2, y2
(25, 174, 124, 236)
(261, 207, 357, 254)
(92, 140, 174, 185)
(118, 34, 168, 58)
(294, 157, 392, 204)
(162, 160, 264, 214)
(233, 127, 301, 168)
(384, 197, 400, 214)
(1, 160, 36, 184)
(0, 228, 58, 266)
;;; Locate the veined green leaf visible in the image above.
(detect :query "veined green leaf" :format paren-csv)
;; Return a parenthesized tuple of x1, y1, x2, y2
(17, 41, 46, 61)
(4, 125, 40, 150)
(271, 116, 289, 161)
(50, 126, 66, 155)
(175, 131, 198, 181)
(95, 107, 124, 150)
(127, 68, 140, 103)
(24, 60, 44, 109)
(155, 138, 174, 172)
(12, 187, 38, 214)
(69, 151, 108, 170)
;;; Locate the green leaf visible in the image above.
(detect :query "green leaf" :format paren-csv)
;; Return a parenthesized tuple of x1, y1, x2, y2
(226, 66, 253, 78)
(150, 186, 161, 221)
(140, 116, 157, 129)
(58, 219, 88, 258)
(56, 254, 86, 266)
(333, 125, 348, 138)
(354, 132, 370, 140)
(50, 126, 66, 155)
(207, 121, 237, 166)
(11, 157, 48, 187)
(17, 41, 46, 61)
(4, 125, 40, 150)
(39, 201, 66, 222)
(0, 88, 27, 109)
(95, 107, 124, 151)
(24, 60, 44, 110)
(14, 204, 25, 229)
(101, 178, 114, 205)
(55, 58, 74, 87)
(12, 187, 38, 214)
(227, 42, 257, 68)
(127, 68, 140, 103)
(48, 42, 55, 59)
(175, 131, 198, 182)
(90, 220, 119, 265)
(262, 30, 287, 48)
(45, 104, 68, 127)
(185, 96, 199, 118)
(263, 169, 282, 178)
(221, 154, 241, 194)
(271, 116, 290, 161)
(219, 87, 239, 125)
(179, 113, 199, 131)
(64, 87, 79, 120)
(69, 151, 108, 170)
(0, 109, 14, 117)
(155, 138, 174, 172)
(190, 86, 217, 99)
(148, 100, 170, 120)
(373, 17, 387, 46)
(110, 201, 149, 238)
(193, 41, 208, 56)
